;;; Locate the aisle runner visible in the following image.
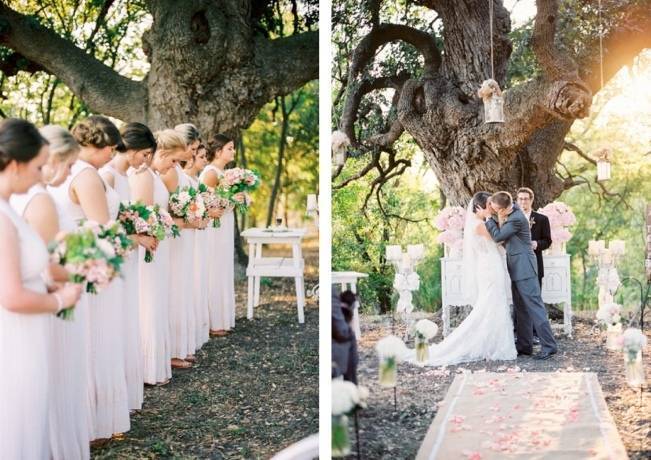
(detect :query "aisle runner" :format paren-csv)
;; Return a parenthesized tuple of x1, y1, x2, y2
(416, 372, 628, 460)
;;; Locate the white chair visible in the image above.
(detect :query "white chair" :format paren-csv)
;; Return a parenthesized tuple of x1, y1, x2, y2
(270, 434, 319, 460)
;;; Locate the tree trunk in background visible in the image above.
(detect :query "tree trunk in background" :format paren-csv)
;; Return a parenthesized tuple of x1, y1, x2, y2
(0, 1, 317, 135)
(266, 96, 291, 227)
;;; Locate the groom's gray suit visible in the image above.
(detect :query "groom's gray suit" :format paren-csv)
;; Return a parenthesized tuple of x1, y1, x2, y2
(485, 204, 558, 355)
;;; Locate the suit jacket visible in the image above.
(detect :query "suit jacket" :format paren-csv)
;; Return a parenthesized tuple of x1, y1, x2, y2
(332, 287, 358, 383)
(485, 204, 539, 282)
(528, 211, 552, 279)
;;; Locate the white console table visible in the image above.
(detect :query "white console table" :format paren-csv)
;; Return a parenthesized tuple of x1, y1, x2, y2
(241, 228, 307, 323)
(441, 254, 572, 337)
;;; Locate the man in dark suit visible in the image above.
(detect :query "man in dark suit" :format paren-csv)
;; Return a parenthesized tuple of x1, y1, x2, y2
(516, 187, 552, 345)
(332, 287, 358, 383)
(516, 187, 552, 288)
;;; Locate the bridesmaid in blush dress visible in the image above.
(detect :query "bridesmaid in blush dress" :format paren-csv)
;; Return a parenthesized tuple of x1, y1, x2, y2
(100, 122, 157, 412)
(161, 127, 207, 369)
(200, 134, 238, 336)
(12, 125, 91, 460)
(0, 119, 82, 459)
(49, 115, 130, 441)
(184, 143, 223, 350)
(128, 126, 175, 386)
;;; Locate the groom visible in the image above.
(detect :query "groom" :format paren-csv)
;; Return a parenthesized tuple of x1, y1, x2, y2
(478, 191, 558, 360)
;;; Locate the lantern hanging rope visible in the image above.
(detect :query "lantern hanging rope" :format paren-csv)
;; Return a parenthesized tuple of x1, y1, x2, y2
(479, 0, 505, 123)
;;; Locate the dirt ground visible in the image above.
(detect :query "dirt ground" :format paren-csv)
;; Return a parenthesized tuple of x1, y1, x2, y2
(92, 236, 319, 459)
(347, 315, 650, 460)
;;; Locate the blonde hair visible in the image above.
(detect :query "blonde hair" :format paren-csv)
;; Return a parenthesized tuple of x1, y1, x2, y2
(154, 129, 186, 157)
(39, 125, 80, 161)
(174, 123, 201, 144)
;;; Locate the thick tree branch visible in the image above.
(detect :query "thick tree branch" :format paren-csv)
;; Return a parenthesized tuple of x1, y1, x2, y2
(350, 24, 441, 79)
(340, 72, 408, 146)
(0, 2, 147, 122)
(255, 31, 318, 99)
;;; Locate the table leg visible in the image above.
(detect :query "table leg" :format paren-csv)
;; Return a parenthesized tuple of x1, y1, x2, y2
(443, 304, 450, 337)
(564, 300, 573, 338)
(254, 243, 262, 306)
(351, 282, 357, 294)
(295, 276, 305, 324)
(247, 275, 254, 320)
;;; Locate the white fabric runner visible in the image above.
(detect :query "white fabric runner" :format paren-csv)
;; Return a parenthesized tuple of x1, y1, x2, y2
(416, 372, 628, 459)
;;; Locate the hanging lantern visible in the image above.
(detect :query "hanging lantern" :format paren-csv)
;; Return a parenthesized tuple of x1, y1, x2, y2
(595, 148, 611, 181)
(478, 79, 505, 123)
(331, 130, 350, 166)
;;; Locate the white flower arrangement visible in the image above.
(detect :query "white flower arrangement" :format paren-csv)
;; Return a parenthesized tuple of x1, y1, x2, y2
(413, 319, 439, 340)
(331, 379, 368, 416)
(375, 335, 409, 361)
(96, 239, 116, 259)
(596, 302, 622, 326)
(622, 328, 648, 353)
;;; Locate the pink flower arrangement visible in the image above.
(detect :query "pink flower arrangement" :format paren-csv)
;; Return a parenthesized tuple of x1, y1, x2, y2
(435, 206, 465, 251)
(539, 202, 576, 243)
(169, 185, 207, 223)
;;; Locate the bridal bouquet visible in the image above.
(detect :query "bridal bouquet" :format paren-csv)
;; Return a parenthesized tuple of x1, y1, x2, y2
(434, 206, 465, 253)
(198, 183, 232, 228)
(118, 202, 178, 262)
(331, 380, 369, 457)
(218, 168, 260, 213)
(96, 220, 132, 259)
(169, 186, 207, 224)
(49, 224, 124, 319)
(375, 335, 409, 388)
(539, 202, 576, 244)
(156, 206, 181, 239)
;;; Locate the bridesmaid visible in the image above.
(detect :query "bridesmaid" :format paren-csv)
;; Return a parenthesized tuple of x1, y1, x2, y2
(0, 118, 82, 459)
(200, 134, 238, 336)
(11, 125, 91, 460)
(184, 143, 223, 350)
(161, 125, 202, 368)
(99, 122, 157, 412)
(49, 115, 130, 442)
(129, 128, 183, 383)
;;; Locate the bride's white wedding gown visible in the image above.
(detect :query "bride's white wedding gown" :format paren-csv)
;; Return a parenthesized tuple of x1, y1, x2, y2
(419, 207, 516, 366)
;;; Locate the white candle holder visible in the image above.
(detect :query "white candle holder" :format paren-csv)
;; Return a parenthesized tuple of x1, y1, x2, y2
(386, 244, 425, 336)
(589, 240, 624, 310)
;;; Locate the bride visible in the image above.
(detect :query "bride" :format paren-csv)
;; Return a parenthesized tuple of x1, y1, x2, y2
(417, 191, 517, 366)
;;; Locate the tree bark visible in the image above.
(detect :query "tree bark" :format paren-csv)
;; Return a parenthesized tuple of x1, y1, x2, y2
(0, 1, 317, 135)
(266, 96, 291, 227)
(338, 0, 651, 206)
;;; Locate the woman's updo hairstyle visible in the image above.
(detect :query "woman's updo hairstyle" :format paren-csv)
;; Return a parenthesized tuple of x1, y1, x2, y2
(153, 129, 186, 157)
(71, 115, 121, 148)
(174, 123, 201, 145)
(117, 122, 156, 153)
(39, 125, 80, 162)
(0, 118, 48, 172)
(472, 191, 491, 213)
(206, 134, 233, 162)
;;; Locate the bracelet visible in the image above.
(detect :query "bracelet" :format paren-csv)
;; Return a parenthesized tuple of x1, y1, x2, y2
(52, 292, 64, 313)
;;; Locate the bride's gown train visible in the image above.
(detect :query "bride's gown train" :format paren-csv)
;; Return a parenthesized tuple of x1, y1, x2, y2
(419, 205, 517, 366)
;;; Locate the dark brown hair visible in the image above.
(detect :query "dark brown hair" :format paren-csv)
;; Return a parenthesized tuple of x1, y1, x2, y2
(491, 191, 513, 208)
(117, 122, 156, 153)
(206, 134, 233, 162)
(472, 191, 491, 214)
(71, 115, 121, 148)
(0, 119, 48, 171)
